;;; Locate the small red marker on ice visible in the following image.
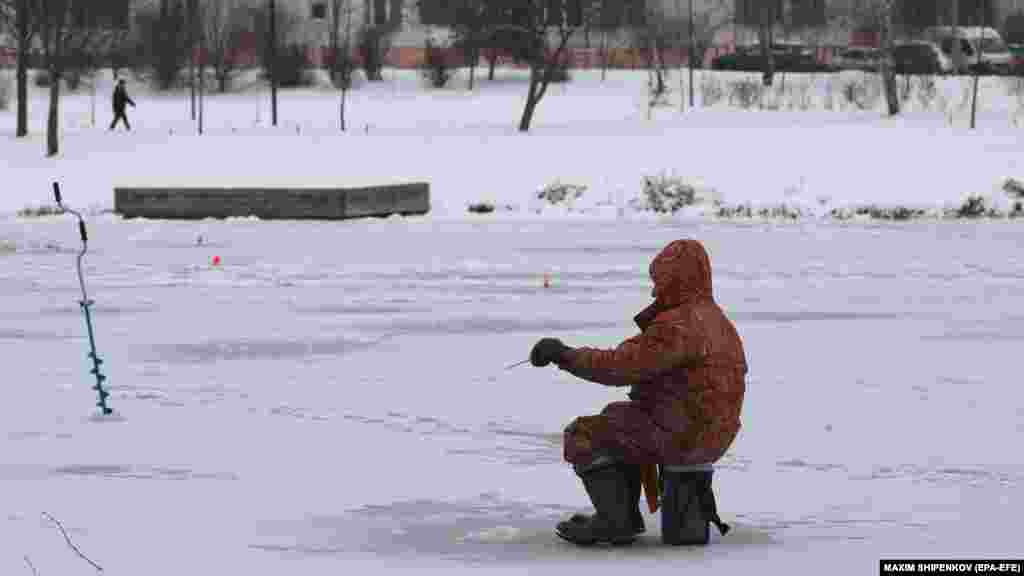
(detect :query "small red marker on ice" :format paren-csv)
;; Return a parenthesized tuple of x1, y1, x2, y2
(212, 255, 221, 266)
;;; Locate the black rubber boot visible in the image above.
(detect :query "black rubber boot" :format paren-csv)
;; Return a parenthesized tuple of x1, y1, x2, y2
(555, 464, 638, 546)
(661, 469, 730, 546)
(564, 464, 645, 535)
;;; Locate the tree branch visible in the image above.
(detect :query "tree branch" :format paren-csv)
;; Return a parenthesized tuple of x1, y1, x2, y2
(42, 512, 104, 573)
(23, 556, 38, 576)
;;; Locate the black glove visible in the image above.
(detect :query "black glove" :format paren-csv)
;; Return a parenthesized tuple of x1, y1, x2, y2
(530, 338, 570, 367)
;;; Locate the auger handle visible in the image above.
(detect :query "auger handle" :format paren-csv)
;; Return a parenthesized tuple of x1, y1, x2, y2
(53, 182, 87, 242)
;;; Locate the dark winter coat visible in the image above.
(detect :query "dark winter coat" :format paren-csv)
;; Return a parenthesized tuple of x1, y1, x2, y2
(557, 239, 748, 468)
(112, 85, 135, 113)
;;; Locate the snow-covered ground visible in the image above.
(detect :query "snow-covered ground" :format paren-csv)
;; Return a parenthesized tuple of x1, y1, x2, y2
(1, 68, 1023, 218)
(2, 217, 1023, 574)
(1, 69, 1022, 574)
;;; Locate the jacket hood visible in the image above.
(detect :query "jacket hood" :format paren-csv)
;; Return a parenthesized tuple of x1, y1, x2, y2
(649, 239, 714, 308)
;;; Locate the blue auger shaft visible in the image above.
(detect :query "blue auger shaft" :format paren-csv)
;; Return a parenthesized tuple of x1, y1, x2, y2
(54, 182, 113, 415)
(80, 301, 112, 414)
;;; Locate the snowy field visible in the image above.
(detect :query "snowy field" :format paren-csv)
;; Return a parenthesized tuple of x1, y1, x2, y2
(2, 69, 1023, 574)
(1, 68, 1023, 217)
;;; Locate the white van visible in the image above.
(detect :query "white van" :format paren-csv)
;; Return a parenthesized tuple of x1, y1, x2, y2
(923, 27, 1015, 74)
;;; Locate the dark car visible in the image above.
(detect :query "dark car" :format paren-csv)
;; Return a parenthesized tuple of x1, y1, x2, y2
(833, 46, 885, 72)
(712, 42, 830, 73)
(891, 42, 954, 75)
(710, 46, 765, 71)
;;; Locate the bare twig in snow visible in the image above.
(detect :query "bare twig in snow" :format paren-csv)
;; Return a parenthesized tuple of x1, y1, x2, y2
(41, 512, 103, 572)
(24, 555, 39, 576)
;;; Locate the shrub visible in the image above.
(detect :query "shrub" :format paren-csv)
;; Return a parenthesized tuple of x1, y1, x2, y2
(838, 74, 879, 111)
(467, 202, 496, 214)
(537, 181, 587, 206)
(831, 205, 927, 221)
(17, 205, 65, 218)
(699, 73, 724, 106)
(955, 195, 991, 218)
(0, 75, 9, 111)
(727, 77, 761, 109)
(783, 79, 813, 111)
(421, 38, 452, 88)
(633, 173, 696, 214)
(914, 76, 938, 110)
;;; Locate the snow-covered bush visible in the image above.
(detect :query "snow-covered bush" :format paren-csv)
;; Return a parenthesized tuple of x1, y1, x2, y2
(632, 173, 696, 213)
(716, 202, 809, 220)
(830, 205, 928, 221)
(699, 73, 724, 106)
(536, 181, 586, 207)
(838, 74, 880, 111)
(914, 76, 938, 110)
(957, 196, 990, 218)
(17, 205, 65, 218)
(0, 74, 9, 111)
(467, 202, 495, 214)
(785, 78, 813, 111)
(727, 77, 761, 109)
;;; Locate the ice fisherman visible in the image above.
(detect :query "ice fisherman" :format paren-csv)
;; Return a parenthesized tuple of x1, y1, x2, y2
(109, 78, 136, 131)
(529, 239, 747, 546)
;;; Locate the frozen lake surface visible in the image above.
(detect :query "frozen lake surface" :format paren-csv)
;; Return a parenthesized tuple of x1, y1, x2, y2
(2, 216, 1022, 574)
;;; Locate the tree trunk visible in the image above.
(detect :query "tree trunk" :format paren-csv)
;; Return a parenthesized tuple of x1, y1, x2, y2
(468, 46, 476, 90)
(340, 82, 347, 131)
(189, 0, 197, 120)
(15, 0, 29, 137)
(760, 2, 774, 87)
(601, 29, 607, 82)
(880, 6, 900, 116)
(488, 47, 496, 80)
(518, 81, 540, 131)
(518, 36, 569, 132)
(270, 0, 278, 126)
(47, 75, 60, 157)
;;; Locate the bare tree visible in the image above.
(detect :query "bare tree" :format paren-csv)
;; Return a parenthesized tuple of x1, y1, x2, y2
(4, 0, 33, 137)
(858, 0, 899, 116)
(187, 0, 197, 119)
(450, 0, 492, 91)
(495, 0, 599, 132)
(636, 6, 671, 104)
(253, 0, 301, 125)
(330, 0, 356, 130)
(202, 0, 246, 93)
(679, 0, 733, 108)
(35, 0, 107, 156)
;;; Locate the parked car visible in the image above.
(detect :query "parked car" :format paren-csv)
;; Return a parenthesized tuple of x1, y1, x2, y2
(891, 41, 954, 75)
(772, 41, 833, 72)
(923, 26, 1015, 75)
(832, 46, 885, 71)
(711, 42, 830, 73)
(711, 46, 764, 71)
